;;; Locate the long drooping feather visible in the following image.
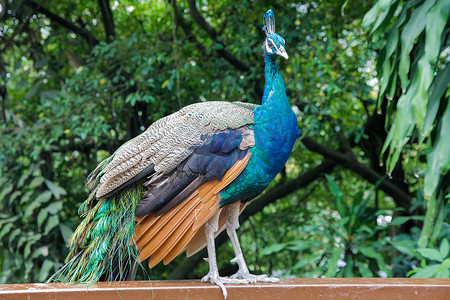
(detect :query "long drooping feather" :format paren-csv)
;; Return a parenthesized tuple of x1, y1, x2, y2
(49, 176, 144, 283)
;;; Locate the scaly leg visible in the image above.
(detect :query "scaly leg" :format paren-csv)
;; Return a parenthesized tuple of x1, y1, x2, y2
(201, 209, 250, 299)
(225, 202, 279, 283)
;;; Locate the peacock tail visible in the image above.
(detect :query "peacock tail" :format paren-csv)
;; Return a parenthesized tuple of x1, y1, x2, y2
(49, 156, 144, 284)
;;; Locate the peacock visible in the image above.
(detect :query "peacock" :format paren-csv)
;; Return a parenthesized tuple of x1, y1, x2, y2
(50, 9, 299, 298)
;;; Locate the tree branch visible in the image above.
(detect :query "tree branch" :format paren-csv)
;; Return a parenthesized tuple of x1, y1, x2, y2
(169, 160, 335, 279)
(186, 0, 250, 73)
(98, 0, 115, 42)
(0, 57, 6, 122)
(186, 0, 218, 40)
(25, 0, 98, 46)
(302, 137, 412, 208)
(170, 0, 206, 54)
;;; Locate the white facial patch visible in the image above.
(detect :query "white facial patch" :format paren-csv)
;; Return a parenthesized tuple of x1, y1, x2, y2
(265, 40, 273, 53)
(267, 38, 280, 54)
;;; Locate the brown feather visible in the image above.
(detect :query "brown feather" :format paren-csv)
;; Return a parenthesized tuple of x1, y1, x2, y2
(133, 152, 251, 266)
(186, 207, 227, 257)
(134, 191, 197, 244)
(212, 152, 251, 194)
(148, 201, 201, 267)
(137, 195, 200, 260)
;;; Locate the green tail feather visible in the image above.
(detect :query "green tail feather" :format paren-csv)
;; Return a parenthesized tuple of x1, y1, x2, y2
(49, 157, 144, 284)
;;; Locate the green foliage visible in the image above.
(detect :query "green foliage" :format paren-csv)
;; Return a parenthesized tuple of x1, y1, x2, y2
(249, 174, 393, 278)
(0, 164, 69, 283)
(364, 0, 449, 249)
(390, 232, 450, 278)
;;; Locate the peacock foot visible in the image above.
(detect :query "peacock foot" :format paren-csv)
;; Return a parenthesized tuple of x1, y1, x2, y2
(202, 272, 251, 299)
(230, 270, 279, 284)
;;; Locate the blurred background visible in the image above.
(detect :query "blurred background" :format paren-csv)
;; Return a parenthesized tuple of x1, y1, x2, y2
(0, 0, 448, 283)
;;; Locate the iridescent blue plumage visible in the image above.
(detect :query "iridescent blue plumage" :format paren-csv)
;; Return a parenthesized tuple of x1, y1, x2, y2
(219, 10, 299, 205)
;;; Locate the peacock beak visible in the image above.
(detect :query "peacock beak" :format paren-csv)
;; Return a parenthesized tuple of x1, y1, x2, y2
(276, 47, 289, 59)
(279, 50, 289, 59)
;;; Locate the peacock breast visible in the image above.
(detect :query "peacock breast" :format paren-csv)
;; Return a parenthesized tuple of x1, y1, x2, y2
(218, 105, 299, 206)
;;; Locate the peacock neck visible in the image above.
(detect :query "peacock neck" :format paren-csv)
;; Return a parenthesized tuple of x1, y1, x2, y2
(261, 55, 288, 110)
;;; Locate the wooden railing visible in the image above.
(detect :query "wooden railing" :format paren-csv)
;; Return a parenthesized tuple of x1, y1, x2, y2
(1, 278, 449, 299)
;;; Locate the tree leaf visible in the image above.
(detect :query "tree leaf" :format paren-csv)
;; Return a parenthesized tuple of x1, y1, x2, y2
(44, 215, 59, 235)
(0, 223, 13, 240)
(37, 209, 49, 229)
(8, 229, 21, 248)
(411, 264, 441, 278)
(439, 239, 449, 259)
(382, 91, 415, 175)
(370, 0, 398, 40)
(417, 248, 443, 262)
(398, 0, 436, 90)
(38, 259, 53, 282)
(362, 1, 381, 31)
(357, 262, 374, 277)
(422, 63, 450, 138)
(434, 258, 450, 277)
(389, 239, 417, 258)
(46, 201, 62, 215)
(325, 248, 344, 277)
(359, 246, 391, 275)
(390, 215, 423, 226)
(439, 101, 450, 173)
(260, 243, 287, 257)
(0, 183, 13, 202)
(24, 239, 36, 258)
(29, 176, 45, 189)
(24, 191, 52, 218)
(424, 0, 450, 65)
(292, 254, 320, 270)
(44, 180, 67, 199)
(59, 223, 74, 243)
(424, 136, 441, 198)
(325, 175, 347, 217)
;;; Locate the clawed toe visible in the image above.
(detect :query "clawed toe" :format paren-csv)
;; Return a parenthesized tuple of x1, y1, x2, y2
(202, 272, 253, 299)
(230, 271, 279, 283)
(202, 272, 228, 298)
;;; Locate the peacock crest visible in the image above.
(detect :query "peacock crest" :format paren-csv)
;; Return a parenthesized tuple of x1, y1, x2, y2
(262, 9, 275, 35)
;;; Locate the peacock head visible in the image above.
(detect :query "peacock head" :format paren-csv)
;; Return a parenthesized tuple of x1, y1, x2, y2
(262, 9, 288, 59)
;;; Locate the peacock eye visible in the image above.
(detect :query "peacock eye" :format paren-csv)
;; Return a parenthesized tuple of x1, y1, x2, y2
(268, 42, 274, 48)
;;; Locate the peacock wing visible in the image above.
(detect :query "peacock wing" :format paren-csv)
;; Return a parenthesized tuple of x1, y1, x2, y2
(91, 101, 258, 199)
(134, 151, 252, 268)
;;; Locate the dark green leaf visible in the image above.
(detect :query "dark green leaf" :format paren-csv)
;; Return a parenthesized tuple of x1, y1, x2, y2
(44, 180, 67, 199)
(44, 215, 59, 235)
(440, 239, 449, 259)
(59, 223, 74, 243)
(38, 259, 53, 282)
(411, 264, 442, 278)
(417, 248, 443, 262)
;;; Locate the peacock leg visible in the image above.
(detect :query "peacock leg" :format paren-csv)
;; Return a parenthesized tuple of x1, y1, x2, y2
(201, 209, 251, 299)
(225, 202, 279, 283)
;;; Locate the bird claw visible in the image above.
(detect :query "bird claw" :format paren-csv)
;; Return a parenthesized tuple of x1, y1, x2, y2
(230, 271, 279, 284)
(202, 272, 252, 299)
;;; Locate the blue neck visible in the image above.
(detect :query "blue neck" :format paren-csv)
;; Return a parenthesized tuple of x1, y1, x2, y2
(261, 54, 288, 110)
(218, 53, 300, 205)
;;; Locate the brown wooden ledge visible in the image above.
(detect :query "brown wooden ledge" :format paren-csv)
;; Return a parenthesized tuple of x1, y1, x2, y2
(0, 278, 449, 299)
